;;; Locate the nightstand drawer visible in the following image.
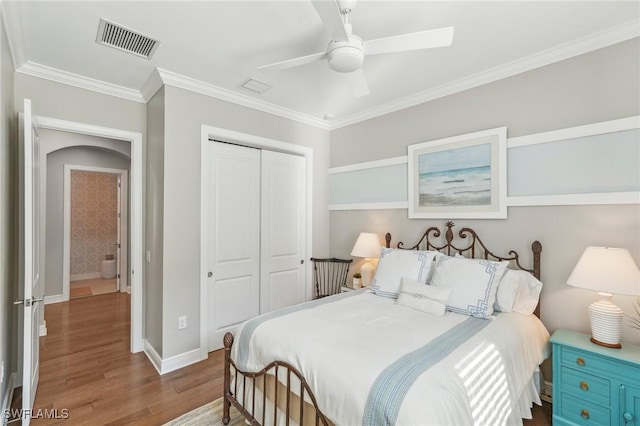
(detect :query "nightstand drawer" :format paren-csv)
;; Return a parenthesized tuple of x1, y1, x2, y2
(561, 347, 637, 378)
(560, 367, 610, 407)
(560, 394, 610, 425)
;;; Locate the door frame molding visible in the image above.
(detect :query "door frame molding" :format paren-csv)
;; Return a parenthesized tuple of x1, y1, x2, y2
(36, 116, 144, 353)
(62, 164, 129, 300)
(200, 125, 313, 353)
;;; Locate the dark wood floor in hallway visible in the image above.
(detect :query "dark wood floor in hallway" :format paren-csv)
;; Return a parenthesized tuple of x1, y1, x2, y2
(32, 292, 223, 425)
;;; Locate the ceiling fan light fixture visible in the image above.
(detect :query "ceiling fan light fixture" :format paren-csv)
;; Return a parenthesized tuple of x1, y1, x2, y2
(327, 36, 364, 73)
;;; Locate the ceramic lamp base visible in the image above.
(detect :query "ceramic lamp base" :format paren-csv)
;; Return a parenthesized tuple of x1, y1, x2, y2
(360, 261, 374, 287)
(588, 292, 623, 349)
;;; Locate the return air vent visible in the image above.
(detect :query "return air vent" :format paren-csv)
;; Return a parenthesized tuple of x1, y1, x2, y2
(239, 78, 272, 94)
(96, 18, 159, 59)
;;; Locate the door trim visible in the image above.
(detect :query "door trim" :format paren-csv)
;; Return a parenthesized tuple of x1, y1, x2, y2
(62, 165, 129, 300)
(200, 125, 314, 354)
(35, 116, 144, 353)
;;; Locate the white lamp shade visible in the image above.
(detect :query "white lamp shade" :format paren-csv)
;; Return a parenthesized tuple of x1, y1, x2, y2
(350, 233, 381, 258)
(567, 247, 640, 296)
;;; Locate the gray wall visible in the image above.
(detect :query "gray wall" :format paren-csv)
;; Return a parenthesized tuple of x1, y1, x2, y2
(145, 87, 165, 355)
(44, 140, 130, 297)
(160, 85, 331, 358)
(330, 37, 640, 359)
(0, 9, 16, 409)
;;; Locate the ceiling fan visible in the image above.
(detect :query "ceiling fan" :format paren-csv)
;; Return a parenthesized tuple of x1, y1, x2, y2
(258, 0, 454, 98)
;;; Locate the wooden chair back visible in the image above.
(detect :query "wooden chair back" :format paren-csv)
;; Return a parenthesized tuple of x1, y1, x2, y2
(310, 258, 353, 299)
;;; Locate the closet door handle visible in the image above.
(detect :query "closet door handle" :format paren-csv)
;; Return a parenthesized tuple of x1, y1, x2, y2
(300, 259, 304, 264)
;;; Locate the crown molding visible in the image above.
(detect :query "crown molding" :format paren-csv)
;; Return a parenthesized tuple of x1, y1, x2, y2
(1, 0, 26, 68)
(141, 68, 163, 101)
(6, 16, 637, 131)
(156, 68, 331, 130)
(17, 61, 146, 103)
(328, 20, 640, 130)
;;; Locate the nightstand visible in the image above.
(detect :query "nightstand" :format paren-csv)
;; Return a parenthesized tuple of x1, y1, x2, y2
(551, 329, 640, 425)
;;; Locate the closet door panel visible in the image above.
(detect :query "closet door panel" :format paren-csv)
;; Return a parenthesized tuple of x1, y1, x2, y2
(206, 142, 260, 351)
(261, 150, 306, 314)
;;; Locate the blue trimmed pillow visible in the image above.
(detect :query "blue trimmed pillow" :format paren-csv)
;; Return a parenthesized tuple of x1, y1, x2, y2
(430, 256, 508, 318)
(370, 248, 439, 298)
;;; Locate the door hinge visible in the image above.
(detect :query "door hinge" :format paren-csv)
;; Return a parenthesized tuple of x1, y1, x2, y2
(117, 273, 121, 279)
(117, 212, 121, 218)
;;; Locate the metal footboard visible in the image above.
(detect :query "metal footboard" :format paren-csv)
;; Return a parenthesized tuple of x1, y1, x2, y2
(223, 332, 331, 426)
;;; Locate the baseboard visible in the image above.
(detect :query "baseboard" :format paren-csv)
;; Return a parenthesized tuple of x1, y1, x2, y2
(541, 380, 553, 404)
(143, 340, 206, 375)
(39, 320, 47, 336)
(44, 294, 65, 305)
(70, 272, 102, 281)
(160, 347, 207, 374)
(125, 285, 131, 294)
(1, 373, 16, 425)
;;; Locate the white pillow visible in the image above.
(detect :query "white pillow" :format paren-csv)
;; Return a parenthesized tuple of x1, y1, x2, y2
(431, 256, 508, 318)
(370, 248, 439, 298)
(494, 269, 543, 315)
(396, 276, 451, 316)
(399, 276, 451, 302)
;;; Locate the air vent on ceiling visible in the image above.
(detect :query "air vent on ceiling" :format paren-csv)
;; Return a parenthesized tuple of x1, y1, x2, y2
(96, 18, 160, 59)
(240, 78, 272, 94)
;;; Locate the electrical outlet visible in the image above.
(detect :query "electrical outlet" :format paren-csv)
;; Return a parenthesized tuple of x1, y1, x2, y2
(146, 251, 151, 263)
(178, 316, 187, 330)
(1, 360, 5, 384)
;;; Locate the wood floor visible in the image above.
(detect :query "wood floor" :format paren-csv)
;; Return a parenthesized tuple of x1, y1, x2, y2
(69, 278, 117, 299)
(24, 292, 552, 425)
(30, 293, 223, 425)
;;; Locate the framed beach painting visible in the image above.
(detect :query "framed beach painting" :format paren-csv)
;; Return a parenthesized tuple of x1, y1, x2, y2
(408, 127, 507, 219)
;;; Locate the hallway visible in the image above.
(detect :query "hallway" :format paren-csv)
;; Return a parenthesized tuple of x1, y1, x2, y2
(28, 293, 223, 425)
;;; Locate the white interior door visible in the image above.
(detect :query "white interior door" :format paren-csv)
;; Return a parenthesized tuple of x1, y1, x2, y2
(19, 99, 42, 425)
(206, 142, 261, 351)
(260, 150, 306, 313)
(116, 174, 122, 290)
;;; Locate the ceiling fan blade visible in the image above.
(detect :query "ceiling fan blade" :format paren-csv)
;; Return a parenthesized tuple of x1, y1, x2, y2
(258, 51, 328, 72)
(364, 26, 454, 56)
(311, 0, 349, 42)
(347, 68, 369, 98)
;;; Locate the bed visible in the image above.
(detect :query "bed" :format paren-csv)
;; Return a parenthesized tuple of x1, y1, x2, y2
(222, 222, 550, 426)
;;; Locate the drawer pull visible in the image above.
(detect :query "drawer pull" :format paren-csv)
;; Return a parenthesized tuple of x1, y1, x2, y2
(580, 381, 589, 391)
(624, 412, 634, 422)
(581, 409, 590, 419)
(576, 357, 585, 366)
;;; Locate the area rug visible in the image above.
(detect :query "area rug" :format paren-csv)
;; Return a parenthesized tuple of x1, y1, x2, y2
(70, 286, 92, 298)
(164, 397, 245, 426)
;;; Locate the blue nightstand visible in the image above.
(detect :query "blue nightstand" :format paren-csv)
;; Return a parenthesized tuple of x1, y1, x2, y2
(551, 329, 640, 425)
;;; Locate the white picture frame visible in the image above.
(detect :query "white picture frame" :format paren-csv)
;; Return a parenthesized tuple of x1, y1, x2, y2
(408, 127, 507, 219)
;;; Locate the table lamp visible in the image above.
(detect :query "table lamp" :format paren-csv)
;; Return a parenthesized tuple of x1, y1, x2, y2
(350, 232, 380, 287)
(567, 246, 640, 348)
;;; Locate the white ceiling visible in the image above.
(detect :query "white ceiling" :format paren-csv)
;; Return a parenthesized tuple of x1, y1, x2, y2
(5, 1, 640, 128)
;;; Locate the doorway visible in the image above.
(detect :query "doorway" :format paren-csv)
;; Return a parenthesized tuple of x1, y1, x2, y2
(65, 166, 129, 300)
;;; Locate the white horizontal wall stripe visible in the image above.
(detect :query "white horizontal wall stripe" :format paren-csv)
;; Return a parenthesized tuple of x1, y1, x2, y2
(329, 202, 408, 211)
(329, 156, 408, 174)
(507, 192, 640, 207)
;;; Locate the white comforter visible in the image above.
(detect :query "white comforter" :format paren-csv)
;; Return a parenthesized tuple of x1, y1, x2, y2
(232, 290, 550, 426)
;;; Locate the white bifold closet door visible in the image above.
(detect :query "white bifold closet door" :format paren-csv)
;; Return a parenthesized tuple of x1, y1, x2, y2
(206, 142, 306, 351)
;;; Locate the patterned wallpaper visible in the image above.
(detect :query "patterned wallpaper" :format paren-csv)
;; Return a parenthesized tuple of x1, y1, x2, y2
(70, 171, 118, 278)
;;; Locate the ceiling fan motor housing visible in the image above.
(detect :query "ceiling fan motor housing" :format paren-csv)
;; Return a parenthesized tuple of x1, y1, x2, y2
(327, 35, 364, 73)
